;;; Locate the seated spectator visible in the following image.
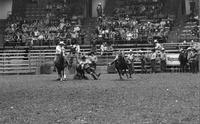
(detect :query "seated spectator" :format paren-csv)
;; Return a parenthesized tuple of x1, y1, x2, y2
(100, 42, 107, 55)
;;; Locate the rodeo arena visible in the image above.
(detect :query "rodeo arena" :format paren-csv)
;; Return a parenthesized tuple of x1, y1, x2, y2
(0, 0, 200, 123)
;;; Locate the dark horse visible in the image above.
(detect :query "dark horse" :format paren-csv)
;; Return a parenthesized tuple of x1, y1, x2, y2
(54, 51, 68, 81)
(112, 55, 132, 79)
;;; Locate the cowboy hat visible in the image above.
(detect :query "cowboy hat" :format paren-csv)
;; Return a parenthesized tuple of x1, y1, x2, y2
(59, 41, 65, 45)
(187, 47, 192, 50)
(161, 48, 165, 51)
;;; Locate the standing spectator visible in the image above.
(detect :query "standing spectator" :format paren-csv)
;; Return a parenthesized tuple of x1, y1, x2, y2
(127, 49, 135, 74)
(187, 47, 193, 72)
(97, 3, 103, 17)
(100, 42, 107, 55)
(189, 48, 198, 73)
(160, 48, 166, 72)
(38, 32, 45, 46)
(75, 43, 81, 54)
(178, 49, 188, 72)
(91, 42, 97, 54)
(150, 49, 157, 73)
(79, 31, 85, 44)
(140, 52, 147, 73)
(154, 39, 162, 51)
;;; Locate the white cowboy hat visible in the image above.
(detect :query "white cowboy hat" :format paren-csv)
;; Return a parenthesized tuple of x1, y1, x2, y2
(187, 47, 192, 50)
(161, 48, 165, 51)
(154, 39, 158, 43)
(59, 41, 65, 45)
(98, 2, 102, 5)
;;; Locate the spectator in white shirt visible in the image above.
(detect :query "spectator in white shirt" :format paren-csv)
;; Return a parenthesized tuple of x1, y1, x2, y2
(75, 43, 81, 54)
(100, 42, 107, 55)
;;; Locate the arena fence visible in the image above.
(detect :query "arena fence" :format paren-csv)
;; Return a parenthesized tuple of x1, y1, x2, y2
(0, 43, 198, 75)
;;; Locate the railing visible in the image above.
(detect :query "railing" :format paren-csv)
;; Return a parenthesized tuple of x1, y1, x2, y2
(0, 43, 197, 74)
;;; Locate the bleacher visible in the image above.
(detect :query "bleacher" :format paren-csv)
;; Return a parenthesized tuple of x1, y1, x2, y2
(25, 4, 46, 20)
(179, 22, 199, 42)
(0, 42, 194, 75)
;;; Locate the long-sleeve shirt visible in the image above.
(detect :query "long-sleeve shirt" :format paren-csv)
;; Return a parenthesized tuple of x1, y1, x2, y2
(89, 55, 98, 63)
(151, 52, 157, 60)
(56, 45, 65, 55)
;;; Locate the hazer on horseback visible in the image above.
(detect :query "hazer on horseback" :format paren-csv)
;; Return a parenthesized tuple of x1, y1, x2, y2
(54, 41, 68, 81)
(110, 50, 132, 79)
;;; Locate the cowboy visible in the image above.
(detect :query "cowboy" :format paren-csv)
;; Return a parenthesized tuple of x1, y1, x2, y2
(78, 56, 91, 70)
(189, 48, 198, 73)
(110, 50, 125, 65)
(150, 49, 157, 73)
(118, 50, 125, 59)
(126, 49, 135, 73)
(160, 48, 166, 72)
(54, 41, 66, 64)
(89, 52, 98, 70)
(187, 47, 193, 72)
(97, 3, 103, 17)
(178, 48, 188, 72)
(78, 56, 101, 80)
(140, 51, 147, 73)
(127, 49, 134, 62)
(54, 41, 66, 80)
(154, 39, 162, 51)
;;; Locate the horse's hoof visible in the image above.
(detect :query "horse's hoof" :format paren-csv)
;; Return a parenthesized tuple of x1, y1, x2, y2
(56, 78, 60, 81)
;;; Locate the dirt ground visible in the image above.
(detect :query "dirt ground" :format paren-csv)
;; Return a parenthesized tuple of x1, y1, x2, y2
(0, 73, 199, 124)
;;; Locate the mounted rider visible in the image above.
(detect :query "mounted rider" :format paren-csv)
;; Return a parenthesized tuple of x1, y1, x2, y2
(54, 41, 66, 64)
(110, 50, 125, 65)
(54, 41, 67, 80)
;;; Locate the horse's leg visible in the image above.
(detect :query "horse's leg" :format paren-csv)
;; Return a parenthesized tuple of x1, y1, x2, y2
(88, 67, 100, 80)
(60, 69, 64, 81)
(125, 69, 129, 79)
(117, 68, 123, 80)
(129, 68, 132, 78)
(63, 67, 67, 80)
(128, 64, 132, 78)
(57, 68, 61, 80)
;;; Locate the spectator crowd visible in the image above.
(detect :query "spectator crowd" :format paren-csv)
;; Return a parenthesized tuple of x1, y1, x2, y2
(4, 0, 85, 47)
